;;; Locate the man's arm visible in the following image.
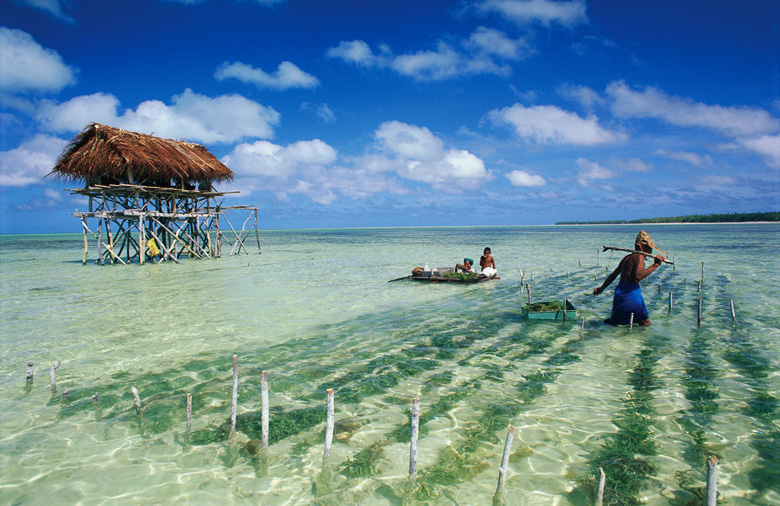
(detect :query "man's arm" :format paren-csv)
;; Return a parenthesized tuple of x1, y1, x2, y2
(594, 259, 623, 295)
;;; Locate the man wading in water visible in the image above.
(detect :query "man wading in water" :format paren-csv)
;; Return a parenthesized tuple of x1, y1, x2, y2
(593, 230, 666, 326)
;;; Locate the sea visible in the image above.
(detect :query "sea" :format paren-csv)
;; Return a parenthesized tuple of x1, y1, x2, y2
(0, 224, 778, 505)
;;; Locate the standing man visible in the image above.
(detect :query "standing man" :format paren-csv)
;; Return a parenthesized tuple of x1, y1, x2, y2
(593, 231, 666, 326)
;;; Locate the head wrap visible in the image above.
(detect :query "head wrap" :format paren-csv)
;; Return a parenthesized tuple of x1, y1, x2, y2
(635, 230, 667, 256)
(464, 258, 474, 264)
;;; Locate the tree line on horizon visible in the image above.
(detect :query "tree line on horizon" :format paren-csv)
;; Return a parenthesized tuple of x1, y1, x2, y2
(555, 211, 780, 225)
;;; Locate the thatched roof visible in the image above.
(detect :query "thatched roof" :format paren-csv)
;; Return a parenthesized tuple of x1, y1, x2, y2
(49, 123, 233, 185)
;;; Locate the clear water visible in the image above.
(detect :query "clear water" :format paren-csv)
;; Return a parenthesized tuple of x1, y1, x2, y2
(0, 224, 778, 505)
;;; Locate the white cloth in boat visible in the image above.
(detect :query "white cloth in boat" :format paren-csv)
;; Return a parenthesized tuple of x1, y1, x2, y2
(481, 267, 497, 277)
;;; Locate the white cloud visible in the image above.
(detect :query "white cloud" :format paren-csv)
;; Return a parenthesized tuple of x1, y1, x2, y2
(36, 89, 281, 143)
(214, 61, 319, 90)
(477, 0, 588, 27)
(327, 28, 527, 81)
(0, 134, 68, 187)
(13, 0, 74, 22)
(364, 121, 489, 188)
(302, 102, 336, 123)
(223, 139, 337, 178)
(576, 158, 614, 186)
(326, 40, 381, 67)
(557, 83, 604, 109)
(0, 27, 77, 93)
(488, 103, 625, 144)
(607, 81, 779, 137)
(506, 169, 545, 187)
(741, 134, 780, 168)
(654, 149, 712, 166)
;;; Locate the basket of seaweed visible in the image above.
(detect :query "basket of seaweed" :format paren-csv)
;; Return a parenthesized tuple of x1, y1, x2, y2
(522, 299, 577, 320)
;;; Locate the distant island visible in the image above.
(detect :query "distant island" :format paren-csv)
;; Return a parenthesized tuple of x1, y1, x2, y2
(555, 211, 779, 225)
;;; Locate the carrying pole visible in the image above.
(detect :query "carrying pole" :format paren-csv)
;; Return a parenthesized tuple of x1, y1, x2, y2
(601, 246, 674, 265)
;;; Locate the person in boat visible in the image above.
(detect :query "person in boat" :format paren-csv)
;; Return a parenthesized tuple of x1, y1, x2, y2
(455, 258, 476, 273)
(593, 230, 666, 326)
(480, 247, 497, 277)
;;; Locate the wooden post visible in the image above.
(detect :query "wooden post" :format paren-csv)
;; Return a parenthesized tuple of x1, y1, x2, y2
(580, 318, 585, 338)
(730, 299, 736, 321)
(669, 291, 673, 312)
(706, 456, 718, 506)
(26, 361, 34, 381)
(49, 360, 60, 392)
(231, 354, 238, 434)
(562, 298, 567, 321)
(629, 313, 634, 332)
(409, 398, 420, 479)
(596, 467, 606, 506)
(261, 371, 269, 449)
(698, 297, 702, 327)
(186, 393, 192, 432)
(131, 386, 141, 415)
(495, 425, 515, 494)
(701, 261, 705, 286)
(324, 388, 334, 459)
(527, 285, 531, 304)
(81, 217, 89, 264)
(139, 216, 145, 265)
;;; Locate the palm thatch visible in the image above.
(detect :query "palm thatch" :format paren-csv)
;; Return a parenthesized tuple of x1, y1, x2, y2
(49, 122, 233, 187)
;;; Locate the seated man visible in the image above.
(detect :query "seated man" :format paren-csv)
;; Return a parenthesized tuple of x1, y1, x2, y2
(480, 247, 497, 277)
(455, 258, 476, 273)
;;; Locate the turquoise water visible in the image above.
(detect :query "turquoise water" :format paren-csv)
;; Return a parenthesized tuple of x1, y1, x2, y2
(0, 224, 778, 505)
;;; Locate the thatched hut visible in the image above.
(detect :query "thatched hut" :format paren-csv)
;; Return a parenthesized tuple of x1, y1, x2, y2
(53, 123, 259, 265)
(50, 122, 233, 189)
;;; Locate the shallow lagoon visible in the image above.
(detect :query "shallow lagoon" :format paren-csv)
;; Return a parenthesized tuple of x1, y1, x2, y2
(1, 224, 778, 505)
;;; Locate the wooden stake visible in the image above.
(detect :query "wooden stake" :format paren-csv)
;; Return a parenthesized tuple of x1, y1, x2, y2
(49, 360, 60, 392)
(261, 370, 269, 449)
(231, 354, 238, 434)
(629, 313, 634, 332)
(26, 361, 34, 381)
(669, 291, 673, 312)
(409, 398, 420, 478)
(324, 388, 334, 459)
(698, 297, 702, 327)
(131, 386, 141, 415)
(701, 261, 705, 286)
(730, 299, 736, 321)
(495, 425, 515, 494)
(706, 456, 718, 506)
(562, 298, 567, 322)
(596, 467, 606, 506)
(186, 393, 192, 432)
(580, 318, 585, 338)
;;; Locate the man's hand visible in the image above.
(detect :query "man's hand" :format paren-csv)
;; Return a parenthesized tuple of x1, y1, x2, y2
(654, 254, 665, 265)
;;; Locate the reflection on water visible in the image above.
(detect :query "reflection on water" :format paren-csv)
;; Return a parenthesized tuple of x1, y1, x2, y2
(0, 225, 778, 505)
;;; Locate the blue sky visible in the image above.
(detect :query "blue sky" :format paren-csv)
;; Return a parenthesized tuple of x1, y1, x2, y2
(1, 0, 778, 233)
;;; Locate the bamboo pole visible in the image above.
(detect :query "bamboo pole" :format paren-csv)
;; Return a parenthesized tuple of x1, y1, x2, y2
(495, 425, 515, 495)
(131, 386, 141, 415)
(706, 456, 718, 506)
(26, 361, 34, 381)
(596, 467, 605, 506)
(409, 398, 420, 479)
(261, 371, 269, 449)
(231, 354, 238, 435)
(324, 388, 334, 459)
(601, 246, 674, 265)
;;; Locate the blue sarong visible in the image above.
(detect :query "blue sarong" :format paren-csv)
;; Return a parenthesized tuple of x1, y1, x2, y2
(609, 281, 648, 325)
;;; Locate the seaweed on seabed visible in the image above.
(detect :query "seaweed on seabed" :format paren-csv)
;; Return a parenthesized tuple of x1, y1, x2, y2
(339, 442, 387, 479)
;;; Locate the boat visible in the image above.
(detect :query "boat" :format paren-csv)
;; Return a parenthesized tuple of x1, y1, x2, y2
(390, 267, 499, 283)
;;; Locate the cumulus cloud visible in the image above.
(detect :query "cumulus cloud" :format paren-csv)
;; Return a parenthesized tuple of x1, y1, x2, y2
(741, 134, 780, 168)
(35, 89, 281, 143)
(557, 83, 604, 110)
(360, 121, 489, 188)
(506, 169, 545, 187)
(214, 61, 319, 90)
(0, 27, 77, 93)
(476, 0, 588, 27)
(607, 81, 779, 137)
(327, 27, 528, 81)
(0, 134, 68, 187)
(576, 158, 614, 186)
(223, 139, 337, 178)
(488, 103, 625, 144)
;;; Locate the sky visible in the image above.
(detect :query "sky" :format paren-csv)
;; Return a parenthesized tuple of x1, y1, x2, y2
(0, 0, 778, 233)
